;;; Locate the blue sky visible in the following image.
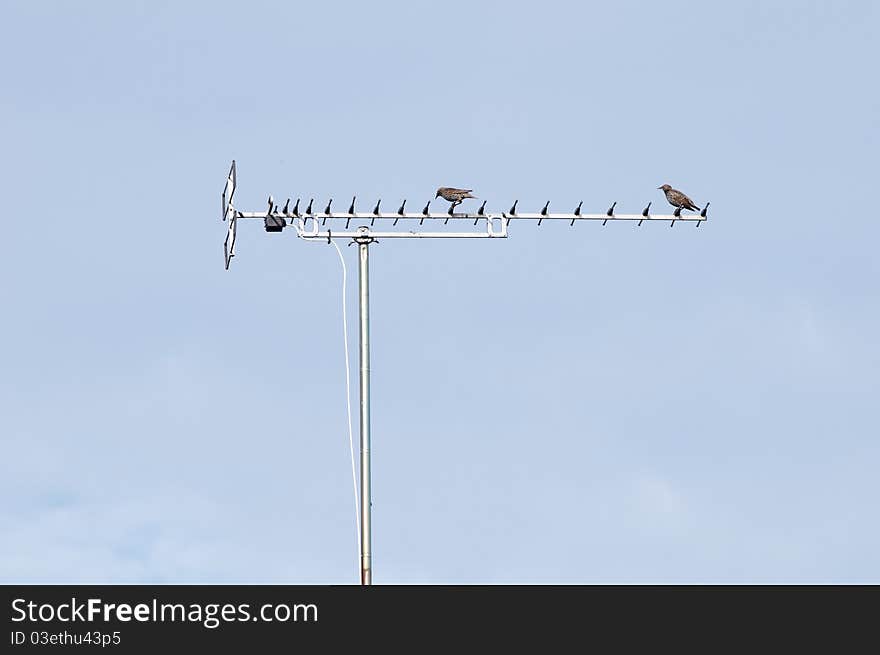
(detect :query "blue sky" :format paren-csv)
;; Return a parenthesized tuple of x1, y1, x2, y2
(1, 0, 878, 583)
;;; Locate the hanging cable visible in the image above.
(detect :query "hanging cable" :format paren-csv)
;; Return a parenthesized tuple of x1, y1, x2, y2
(311, 238, 360, 577)
(301, 229, 360, 579)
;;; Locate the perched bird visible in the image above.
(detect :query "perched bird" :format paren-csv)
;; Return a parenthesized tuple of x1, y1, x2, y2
(658, 184, 700, 212)
(435, 187, 477, 212)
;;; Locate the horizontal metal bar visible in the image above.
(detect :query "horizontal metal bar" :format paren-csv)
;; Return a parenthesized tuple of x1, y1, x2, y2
(235, 211, 705, 222)
(500, 213, 704, 221)
(300, 231, 504, 239)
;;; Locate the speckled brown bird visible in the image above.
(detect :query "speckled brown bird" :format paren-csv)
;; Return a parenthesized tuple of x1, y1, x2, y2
(658, 184, 700, 212)
(435, 187, 477, 211)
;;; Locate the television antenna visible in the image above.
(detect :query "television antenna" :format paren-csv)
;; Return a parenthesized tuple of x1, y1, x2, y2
(220, 160, 710, 585)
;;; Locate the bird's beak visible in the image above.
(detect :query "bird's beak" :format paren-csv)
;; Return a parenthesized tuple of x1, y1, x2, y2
(657, 186, 662, 189)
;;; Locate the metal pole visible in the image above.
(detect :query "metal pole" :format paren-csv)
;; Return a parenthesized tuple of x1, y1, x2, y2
(357, 237, 372, 586)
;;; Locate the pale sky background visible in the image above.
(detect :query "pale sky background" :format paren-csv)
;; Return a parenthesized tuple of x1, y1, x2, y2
(2, 1, 878, 583)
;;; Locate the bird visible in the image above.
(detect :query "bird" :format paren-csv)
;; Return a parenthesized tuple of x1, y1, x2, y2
(658, 184, 700, 212)
(435, 187, 477, 212)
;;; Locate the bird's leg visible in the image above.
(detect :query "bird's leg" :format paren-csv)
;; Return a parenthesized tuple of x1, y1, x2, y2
(445, 200, 459, 223)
